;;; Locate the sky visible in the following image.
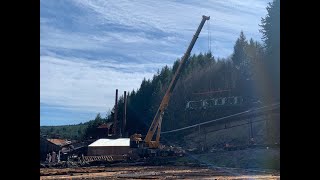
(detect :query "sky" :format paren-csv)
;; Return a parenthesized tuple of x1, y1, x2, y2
(40, 0, 272, 126)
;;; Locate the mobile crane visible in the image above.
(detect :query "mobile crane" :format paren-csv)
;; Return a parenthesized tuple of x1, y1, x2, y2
(130, 15, 210, 155)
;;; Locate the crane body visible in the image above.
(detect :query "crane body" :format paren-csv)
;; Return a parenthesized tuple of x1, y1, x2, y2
(130, 15, 210, 152)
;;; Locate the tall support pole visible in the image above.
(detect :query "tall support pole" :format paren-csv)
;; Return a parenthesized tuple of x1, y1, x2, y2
(123, 91, 127, 137)
(113, 89, 118, 136)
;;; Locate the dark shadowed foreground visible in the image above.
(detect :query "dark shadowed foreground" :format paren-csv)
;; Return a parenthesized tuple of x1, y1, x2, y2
(40, 165, 279, 179)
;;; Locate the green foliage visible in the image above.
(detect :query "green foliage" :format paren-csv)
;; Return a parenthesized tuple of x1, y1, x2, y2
(83, 113, 109, 139)
(124, 52, 218, 136)
(40, 124, 87, 140)
(260, 0, 280, 99)
(260, 0, 280, 57)
(232, 31, 248, 67)
(40, 112, 112, 140)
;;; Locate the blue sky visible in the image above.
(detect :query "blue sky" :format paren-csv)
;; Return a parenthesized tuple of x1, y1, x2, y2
(40, 0, 271, 126)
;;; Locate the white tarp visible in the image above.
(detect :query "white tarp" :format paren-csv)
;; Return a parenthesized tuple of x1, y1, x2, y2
(88, 138, 130, 147)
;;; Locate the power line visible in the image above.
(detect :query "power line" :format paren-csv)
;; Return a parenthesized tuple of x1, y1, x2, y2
(192, 89, 230, 95)
(161, 102, 280, 134)
(205, 118, 266, 134)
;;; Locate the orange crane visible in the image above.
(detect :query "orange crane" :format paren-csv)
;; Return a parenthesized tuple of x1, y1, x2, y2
(132, 15, 210, 149)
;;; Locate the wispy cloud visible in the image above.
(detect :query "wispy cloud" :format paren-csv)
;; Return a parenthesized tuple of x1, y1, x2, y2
(40, 0, 272, 125)
(40, 55, 164, 111)
(69, 0, 269, 61)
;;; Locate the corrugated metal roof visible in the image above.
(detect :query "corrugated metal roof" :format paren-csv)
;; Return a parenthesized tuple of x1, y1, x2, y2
(88, 138, 130, 147)
(97, 122, 113, 129)
(47, 139, 72, 146)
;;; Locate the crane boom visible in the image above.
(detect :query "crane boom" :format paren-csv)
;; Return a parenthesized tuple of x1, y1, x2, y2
(144, 15, 210, 148)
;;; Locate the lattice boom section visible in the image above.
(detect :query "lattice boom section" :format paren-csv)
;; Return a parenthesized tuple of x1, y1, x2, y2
(83, 155, 127, 162)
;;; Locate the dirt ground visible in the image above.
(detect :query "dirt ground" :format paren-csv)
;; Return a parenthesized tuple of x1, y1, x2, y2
(40, 166, 280, 179)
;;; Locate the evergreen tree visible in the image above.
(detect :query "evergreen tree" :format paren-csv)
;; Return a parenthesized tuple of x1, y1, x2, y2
(95, 113, 102, 121)
(260, 0, 280, 99)
(232, 31, 248, 67)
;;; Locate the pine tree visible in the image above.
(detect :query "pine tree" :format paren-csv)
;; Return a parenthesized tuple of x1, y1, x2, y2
(232, 31, 248, 68)
(260, 0, 280, 99)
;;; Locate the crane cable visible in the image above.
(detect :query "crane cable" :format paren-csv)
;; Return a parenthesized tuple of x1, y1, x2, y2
(161, 102, 280, 134)
(207, 18, 211, 53)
